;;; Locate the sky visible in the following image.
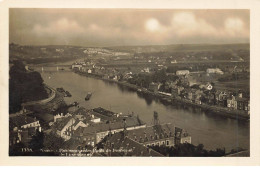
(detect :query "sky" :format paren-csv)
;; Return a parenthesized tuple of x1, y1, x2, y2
(9, 9, 249, 47)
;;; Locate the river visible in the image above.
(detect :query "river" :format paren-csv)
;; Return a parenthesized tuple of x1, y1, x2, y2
(38, 67, 249, 152)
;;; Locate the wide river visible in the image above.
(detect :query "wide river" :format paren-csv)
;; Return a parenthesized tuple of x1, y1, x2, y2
(39, 67, 249, 152)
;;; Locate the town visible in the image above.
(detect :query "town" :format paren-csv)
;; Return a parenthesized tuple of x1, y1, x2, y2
(8, 8, 250, 157)
(9, 43, 250, 156)
(70, 49, 250, 120)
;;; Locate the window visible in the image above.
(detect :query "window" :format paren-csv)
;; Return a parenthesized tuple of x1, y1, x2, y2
(166, 140, 169, 146)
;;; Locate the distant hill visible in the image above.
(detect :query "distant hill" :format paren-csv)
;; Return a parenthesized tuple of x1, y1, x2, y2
(9, 43, 250, 64)
(106, 43, 249, 53)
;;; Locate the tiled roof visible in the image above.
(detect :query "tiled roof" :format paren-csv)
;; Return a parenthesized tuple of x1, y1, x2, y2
(73, 116, 146, 137)
(98, 131, 164, 156)
(126, 123, 175, 143)
(54, 116, 74, 131)
(93, 107, 118, 117)
(72, 107, 87, 116)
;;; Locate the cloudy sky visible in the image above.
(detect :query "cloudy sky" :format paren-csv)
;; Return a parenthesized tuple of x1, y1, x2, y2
(9, 9, 249, 47)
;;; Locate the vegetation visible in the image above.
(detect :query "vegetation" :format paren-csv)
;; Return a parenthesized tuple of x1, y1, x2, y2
(218, 72, 249, 82)
(43, 133, 65, 151)
(149, 143, 226, 157)
(9, 60, 48, 113)
(127, 69, 179, 89)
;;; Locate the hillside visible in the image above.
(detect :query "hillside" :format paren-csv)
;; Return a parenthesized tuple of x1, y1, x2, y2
(9, 60, 48, 113)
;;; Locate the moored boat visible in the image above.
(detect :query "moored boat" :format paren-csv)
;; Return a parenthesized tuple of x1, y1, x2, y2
(85, 92, 92, 101)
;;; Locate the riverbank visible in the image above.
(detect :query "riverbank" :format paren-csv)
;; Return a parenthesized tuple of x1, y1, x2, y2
(74, 70, 249, 121)
(21, 84, 56, 107)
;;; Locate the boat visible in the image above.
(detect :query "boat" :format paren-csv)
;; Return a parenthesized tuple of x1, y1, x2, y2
(65, 91, 72, 97)
(57, 87, 65, 93)
(85, 92, 92, 101)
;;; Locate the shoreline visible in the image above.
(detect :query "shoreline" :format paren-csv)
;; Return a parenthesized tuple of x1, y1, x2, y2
(74, 70, 249, 121)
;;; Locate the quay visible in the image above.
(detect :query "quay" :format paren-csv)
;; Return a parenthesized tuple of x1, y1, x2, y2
(74, 70, 249, 121)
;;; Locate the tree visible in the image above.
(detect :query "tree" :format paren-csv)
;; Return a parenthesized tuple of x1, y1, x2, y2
(43, 133, 65, 151)
(29, 130, 44, 151)
(9, 60, 48, 113)
(149, 143, 226, 157)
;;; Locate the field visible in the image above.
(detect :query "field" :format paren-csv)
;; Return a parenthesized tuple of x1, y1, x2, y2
(214, 79, 250, 92)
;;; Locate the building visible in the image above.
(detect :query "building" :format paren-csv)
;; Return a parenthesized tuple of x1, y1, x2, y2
(54, 116, 77, 140)
(176, 70, 190, 76)
(174, 127, 192, 145)
(96, 131, 164, 156)
(87, 69, 92, 74)
(10, 115, 41, 132)
(186, 89, 203, 104)
(149, 82, 160, 92)
(72, 116, 146, 145)
(125, 123, 177, 147)
(206, 68, 224, 74)
(171, 86, 184, 98)
(92, 107, 120, 122)
(227, 95, 238, 110)
(71, 64, 82, 70)
(52, 107, 101, 140)
(9, 115, 41, 146)
(215, 91, 228, 107)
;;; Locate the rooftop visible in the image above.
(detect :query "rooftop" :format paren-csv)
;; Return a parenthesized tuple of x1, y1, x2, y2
(93, 107, 118, 117)
(126, 123, 175, 143)
(97, 131, 164, 157)
(73, 116, 146, 137)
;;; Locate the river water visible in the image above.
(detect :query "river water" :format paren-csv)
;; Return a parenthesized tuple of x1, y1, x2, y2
(39, 67, 249, 152)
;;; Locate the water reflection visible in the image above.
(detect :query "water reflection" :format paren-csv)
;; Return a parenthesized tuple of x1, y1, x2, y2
(39, 69, 249, 151)
(136, 92, 153, 106)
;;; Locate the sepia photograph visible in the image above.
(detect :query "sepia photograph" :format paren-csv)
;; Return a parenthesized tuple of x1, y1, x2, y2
(7, 8, 251, 157)
(1, 0, 260, 166)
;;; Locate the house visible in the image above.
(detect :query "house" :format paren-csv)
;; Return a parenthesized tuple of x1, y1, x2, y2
(9, 115, 41, 146)
(227, 95, 237, 110)
(53, 107, 99, 140)
(10, 115, 41, 132)
(215, 91, 228, 107)
(186, 89, 203, 104)
(171, 86, 184, 98)
(90, 115, 101, 123)
(87, 69, 92, 74)
(71, 64, 82, 70)
(54, 116, 77, 140)
(148, 82, 160, 92)
(206, 68, 224, 74)
(176, 70, 190, 76)
(54, 113, 71, 123)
